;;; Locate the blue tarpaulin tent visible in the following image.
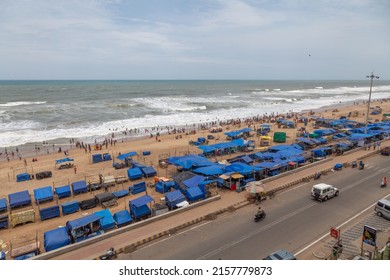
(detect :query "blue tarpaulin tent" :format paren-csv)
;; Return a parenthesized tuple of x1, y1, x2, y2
(168, 154, 214, 170)
(129, 195, 153, 220)
(155, 181, 174, 194)
(16, 173, 31, 182)
(224, 162, 259, 175)
(113, 210, 132, 227)
(8, 190, 31, 208)
(71, 180, 88, 195)
(55, 158, 74, 164)
(183, 175, 206, 189)
(185, 186, 205, 202)
(44, 227, 71, 252)
(94, 209, 116, 231)
(127, 167, 143, 180)
(112, 190, 130, 199)
(33, 186, 54, 205)
(92, 154, 103, 163)
(62, 200, 79, 215)
(117, 151, 137, 161)
(193, 165, 225, 176)
(141, 166, 157, 177)
(55, 185, 71, 199)
(165, 189, 186, 209)
(0, 198, 7, 212)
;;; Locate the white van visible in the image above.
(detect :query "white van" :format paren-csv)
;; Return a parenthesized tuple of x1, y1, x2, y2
(374, 199, 390, 219)
(311, 183, 339, 202)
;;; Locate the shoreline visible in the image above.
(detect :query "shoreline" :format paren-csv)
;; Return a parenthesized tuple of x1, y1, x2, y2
(1, 98, 388, 162)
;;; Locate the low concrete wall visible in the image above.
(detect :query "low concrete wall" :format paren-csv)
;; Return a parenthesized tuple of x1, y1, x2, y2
(33, 195, 222, 260)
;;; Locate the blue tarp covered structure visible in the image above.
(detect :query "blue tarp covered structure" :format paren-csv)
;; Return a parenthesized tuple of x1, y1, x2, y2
(40, 205, 60, 221)
(129, 195, 154, 220)
(16, 173, 31, 182)
(94, 209, 116, 231)
(55, 157, 74, 164)
(33, 186, 54, 205)
(66, 213, 101, 230)
(165, 189, 186, 209)
(117, 151, 137, 161)
(183, 175, 206, 189)
(193, 164, 226, 176)
(312, 147, 333, 157)
(8, 190, 31, 208)
(168, 154, 214, 170)
(185, 186, 205, 202)
(44, 227, 71, 252)
(92, 154, 103, 163)
(348, 133, 372, 141)
(0, 198, 7, 212)
(155, 181, 175, 194)
(113, 210, 132, 227)
(141, 166, 157, 178)
(71, 180, 88, 195)
(127, 167, 143, 180)
(55, 185, 71, 199)
(61, 200, 79, 215)
(112, 190, 130, 199)
(254, 162, 281, 170)
(224, 162, 260, 175)
(129, 181, 146, 194)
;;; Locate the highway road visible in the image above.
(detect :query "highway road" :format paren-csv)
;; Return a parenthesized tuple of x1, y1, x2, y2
(120, 154, 390, 260)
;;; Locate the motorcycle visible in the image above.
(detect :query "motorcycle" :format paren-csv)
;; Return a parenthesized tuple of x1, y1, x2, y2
(381, 182, 387, 188)
(358, 161, 364, 170)
(99, 248, 117, 260)
(254, 211, 266, 222)
(314, 172, 322, 180)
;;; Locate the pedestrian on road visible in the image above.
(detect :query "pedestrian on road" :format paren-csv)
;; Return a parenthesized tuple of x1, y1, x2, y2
(74, 166, 77, 174)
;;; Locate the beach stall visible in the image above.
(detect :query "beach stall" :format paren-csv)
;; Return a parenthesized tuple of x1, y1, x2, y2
(79, 197, 98, 210)
(113, 210, 132, 228)
(55, 157, 74, 169)
(140, 166, 157, 178)
(44, 227, 71, 252)
(94, 209, 116, 231)
(33, 186, 54, 205)
(112, 189, 130, 199)
(165, 189, 187, 210)
(71, 180, 88, 195)
(95, 192, 118, 208)
(10, 209, 35, 227)
(92, 153, 103, 163)
(127, 167, 143, 181)
(39, 205, 60, 221)
(155, 180, 175, 194)
(61, 200, 80, 215)
(66, 213, 102, 243)
(0, 213, 9, 229)
(129, 181, 146, 194)
(0, 198, 7, 213)
(16, 172, 31, 182)
(8, 190, 31, 209)
(273, 132, 286, 143)
(185, 186, 205, 203)
(54, 185, 71, 199)
(129, 195, 154, 221)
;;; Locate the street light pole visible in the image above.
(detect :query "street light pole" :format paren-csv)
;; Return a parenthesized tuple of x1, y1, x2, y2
(364, 72, 379, 134)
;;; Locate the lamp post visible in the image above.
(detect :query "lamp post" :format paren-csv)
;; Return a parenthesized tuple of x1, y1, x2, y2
(364, 72, 379, 134)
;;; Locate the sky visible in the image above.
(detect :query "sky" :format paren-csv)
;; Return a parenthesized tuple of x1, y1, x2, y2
(0, 0, 389, 80)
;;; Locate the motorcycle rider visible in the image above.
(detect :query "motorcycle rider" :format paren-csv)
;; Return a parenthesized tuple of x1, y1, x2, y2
(256, 206, 265, 217)
(381, 176, 388, 187)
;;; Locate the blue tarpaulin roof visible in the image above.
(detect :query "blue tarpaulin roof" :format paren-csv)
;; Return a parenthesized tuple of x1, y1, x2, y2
(129, 195, 154, 208)
(193, 164, 226, 176)
(113, 210, 132, 227)
(66, 213, 101, 230)
(117, 151, 137, 160)
(127, 167, 143, 179)
(71, 180, 87, 194)
(224, 162, 259, 174)
(55, 158, 74, 164)
(94, 209, 116, 231)
(55, 185, 71, 198)
(183, 175, 206, 188)
(168, 154, 215, 169)
(185, 186, 205, 202)
(0, 198, 7, 212)
(348, 133, 372, 141)
(165, 189, 186, 207)
(254, 162, 281, 170)
(33, 186, 53, 204)
(8, 190, 31, 208)
(44, 227, 71, 252)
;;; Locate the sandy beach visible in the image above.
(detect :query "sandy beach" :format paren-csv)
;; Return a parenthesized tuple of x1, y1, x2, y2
(0, 98, 389, 256)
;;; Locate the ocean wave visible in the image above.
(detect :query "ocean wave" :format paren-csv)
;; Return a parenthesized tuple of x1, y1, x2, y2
(0, 101, 47, 107)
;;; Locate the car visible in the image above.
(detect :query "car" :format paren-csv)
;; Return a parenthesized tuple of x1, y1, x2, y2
(311, 183, 339, 202)
(263, 249, 297, 260)
(380, 146, 390, 156)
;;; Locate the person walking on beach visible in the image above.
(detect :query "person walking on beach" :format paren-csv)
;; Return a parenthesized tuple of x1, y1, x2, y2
(74, 166, 77, 174)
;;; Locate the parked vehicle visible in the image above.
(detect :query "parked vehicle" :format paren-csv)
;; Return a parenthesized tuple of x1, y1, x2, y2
(374, 199, 390, 219)
(311, 183, 339, 202)
(263, 249, 296, 260)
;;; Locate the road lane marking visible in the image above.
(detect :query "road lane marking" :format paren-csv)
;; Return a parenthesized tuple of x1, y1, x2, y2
(294, 192, 390, 257)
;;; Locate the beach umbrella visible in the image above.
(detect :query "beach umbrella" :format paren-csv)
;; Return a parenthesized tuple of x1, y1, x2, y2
(245, 181, 265, 195)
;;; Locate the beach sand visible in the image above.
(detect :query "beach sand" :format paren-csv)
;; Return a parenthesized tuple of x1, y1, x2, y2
(0, 99, 389, 255)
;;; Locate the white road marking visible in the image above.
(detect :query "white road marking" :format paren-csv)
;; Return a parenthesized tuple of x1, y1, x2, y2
(294, 192, 390, 256)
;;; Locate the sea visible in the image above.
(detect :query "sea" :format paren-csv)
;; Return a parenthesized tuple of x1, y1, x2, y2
(1, 80, 390, 149)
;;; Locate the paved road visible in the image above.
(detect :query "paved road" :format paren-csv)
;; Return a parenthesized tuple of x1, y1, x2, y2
(120, 154, 390, 260)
